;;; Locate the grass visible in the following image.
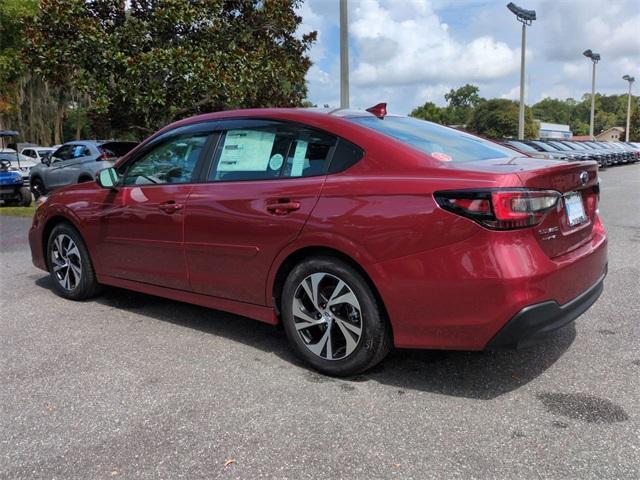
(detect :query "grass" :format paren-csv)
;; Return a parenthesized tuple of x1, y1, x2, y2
(0, 205, 36, 217)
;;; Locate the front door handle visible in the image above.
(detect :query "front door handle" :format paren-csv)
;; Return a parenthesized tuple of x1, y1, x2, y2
(266, 200, 301, 216)
(159, 201, 184, 214)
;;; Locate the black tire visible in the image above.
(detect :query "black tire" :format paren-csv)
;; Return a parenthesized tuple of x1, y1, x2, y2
(46, 223, 101, 300)
(31, 177, 46, 199)
(281, 256, 392, 376)
(18, 186, 32, 207)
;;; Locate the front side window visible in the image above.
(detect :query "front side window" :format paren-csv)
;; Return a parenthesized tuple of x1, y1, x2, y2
(53, 145, 73, 161)
(123, 133, 208, 186)
(209, 125, 335, 182)
(349, 116, 514, 162)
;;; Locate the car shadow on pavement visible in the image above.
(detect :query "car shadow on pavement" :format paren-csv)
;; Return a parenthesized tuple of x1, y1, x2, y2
(35, 276, 576, 400)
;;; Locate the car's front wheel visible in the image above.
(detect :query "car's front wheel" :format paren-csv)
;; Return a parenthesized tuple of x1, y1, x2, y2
(281, 256, 392, 376)
(47, 223, 101, 300)
(31, 177, 45, 199)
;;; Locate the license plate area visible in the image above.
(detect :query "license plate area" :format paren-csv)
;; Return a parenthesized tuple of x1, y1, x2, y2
(564, 192, 587, 227)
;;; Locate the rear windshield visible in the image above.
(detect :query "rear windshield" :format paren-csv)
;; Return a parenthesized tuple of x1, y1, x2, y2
(349, 116, 513, 162)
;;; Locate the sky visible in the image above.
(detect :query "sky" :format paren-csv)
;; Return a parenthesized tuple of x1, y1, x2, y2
(296, 0, 640, 114)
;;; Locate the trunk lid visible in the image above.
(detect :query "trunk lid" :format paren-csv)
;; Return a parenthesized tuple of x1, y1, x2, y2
(442, 157, 599, 258)
(516, 160, 599, 258)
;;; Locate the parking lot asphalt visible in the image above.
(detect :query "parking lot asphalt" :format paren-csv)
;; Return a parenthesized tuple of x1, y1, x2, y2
(1, 164, 639, 479)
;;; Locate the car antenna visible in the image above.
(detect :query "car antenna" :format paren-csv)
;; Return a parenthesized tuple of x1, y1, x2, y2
(366, 103, 387, 119)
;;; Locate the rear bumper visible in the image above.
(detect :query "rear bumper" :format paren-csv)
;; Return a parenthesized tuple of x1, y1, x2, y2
(486, 268, 606, 350)
(371, 215, 608, 350)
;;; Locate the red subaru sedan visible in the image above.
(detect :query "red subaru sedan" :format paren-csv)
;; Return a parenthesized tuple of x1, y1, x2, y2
(28, 106, 607, 376)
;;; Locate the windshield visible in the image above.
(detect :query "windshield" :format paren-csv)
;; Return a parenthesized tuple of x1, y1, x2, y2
(0, 152, 30, 161)
(507, 141, 537, 152)
(565, 143, 588, 150)
(349, 116, 513, 162)
(547, 141, 571, 151)
(530, 141, 559, 153)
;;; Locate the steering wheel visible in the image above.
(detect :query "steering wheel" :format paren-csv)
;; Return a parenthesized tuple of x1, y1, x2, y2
(0, 159, 11, 169)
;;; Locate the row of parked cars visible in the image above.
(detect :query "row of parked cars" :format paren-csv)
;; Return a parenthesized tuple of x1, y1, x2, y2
(0, 139, 137, 206)
(501, 139, 640, 168)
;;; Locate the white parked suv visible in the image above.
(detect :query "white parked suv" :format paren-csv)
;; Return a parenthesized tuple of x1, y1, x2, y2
(21, 146, 56, 163)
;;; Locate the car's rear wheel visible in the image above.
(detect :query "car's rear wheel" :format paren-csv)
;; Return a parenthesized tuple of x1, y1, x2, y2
(47, 223, 101, 300)
(281, 256, 392, 376)
(31, 177, 45, 199)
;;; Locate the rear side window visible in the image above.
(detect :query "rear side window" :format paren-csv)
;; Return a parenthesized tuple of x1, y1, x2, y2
(68, 145, 88, 159)
(328, 139, 364, 173)
(350, 116, 513, 162)
(209, 125, 336, 182)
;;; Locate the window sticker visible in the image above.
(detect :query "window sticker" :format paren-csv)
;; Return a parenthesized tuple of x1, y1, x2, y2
(290, 140, 309, 177)
(431, 151, 453, 162)
(269, 153, 284, 171)
(218, 130, 276, 171)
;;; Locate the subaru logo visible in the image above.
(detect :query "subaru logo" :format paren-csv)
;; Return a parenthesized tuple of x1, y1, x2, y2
(579, 171, 589, 185)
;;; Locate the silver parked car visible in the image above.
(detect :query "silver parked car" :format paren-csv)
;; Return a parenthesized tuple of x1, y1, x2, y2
(29, 140, 137, 198)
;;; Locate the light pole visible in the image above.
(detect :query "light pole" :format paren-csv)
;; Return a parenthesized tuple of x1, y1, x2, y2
(507, 3, 536, 140)
(583, 49, 600, 139)
(339, 0, 349, 109)
(623, 75, 635, 142)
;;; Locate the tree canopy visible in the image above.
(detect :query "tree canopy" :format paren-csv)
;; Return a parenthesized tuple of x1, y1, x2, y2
(467, 98, 538, 139)
(410, 84, 639, 141)
(1, 0, 316, 143)
(410, 84, 485, 126)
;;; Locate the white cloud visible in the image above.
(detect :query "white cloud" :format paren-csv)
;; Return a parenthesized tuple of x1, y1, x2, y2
(350, 0, 518, 86)
(500, 86, 520, 100)
(299, 0, 640, 114)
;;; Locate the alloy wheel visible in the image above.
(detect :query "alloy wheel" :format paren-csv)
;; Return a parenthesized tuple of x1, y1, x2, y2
(51, 234, 82, 291)
(292, 272, 363, 361)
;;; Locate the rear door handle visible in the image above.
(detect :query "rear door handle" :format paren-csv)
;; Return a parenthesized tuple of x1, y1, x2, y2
(159, 201, 184, 214)
(266, 200, 301, 215)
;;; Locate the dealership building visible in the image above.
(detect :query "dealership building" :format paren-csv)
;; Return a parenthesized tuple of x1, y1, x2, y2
(537, 121, 572, 140)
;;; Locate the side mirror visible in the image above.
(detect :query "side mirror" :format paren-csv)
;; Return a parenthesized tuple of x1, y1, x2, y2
(41, 156, 51, 166)
(96, 167, 119, 189)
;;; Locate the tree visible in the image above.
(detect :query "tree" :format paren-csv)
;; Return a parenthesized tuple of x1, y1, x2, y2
(467, 99, 538, 139)
(443, 84, 484, 126)
(409, 101, 445, 123)
(0, 0, 38, 131)
(24, 0, 316, 139)
(531, 98, 573, 125)
(444, 84, 483, 110)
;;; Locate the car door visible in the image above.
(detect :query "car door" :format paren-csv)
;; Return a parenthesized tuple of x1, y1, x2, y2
(93, 125, 214, 290)
(47, 144, 89, 188)
(184, 119, 336, 305)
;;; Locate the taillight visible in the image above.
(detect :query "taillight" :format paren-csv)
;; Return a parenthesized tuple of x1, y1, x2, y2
(435, 189, 561, 230)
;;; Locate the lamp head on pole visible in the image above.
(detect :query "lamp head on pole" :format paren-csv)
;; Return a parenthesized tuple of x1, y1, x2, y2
(622, 75, 635, 84)
(506, 2, 536, 25)
(583, 49, 601, 63)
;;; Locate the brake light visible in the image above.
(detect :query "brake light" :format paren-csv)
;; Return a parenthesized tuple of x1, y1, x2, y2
(435, 189, 561, 230)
